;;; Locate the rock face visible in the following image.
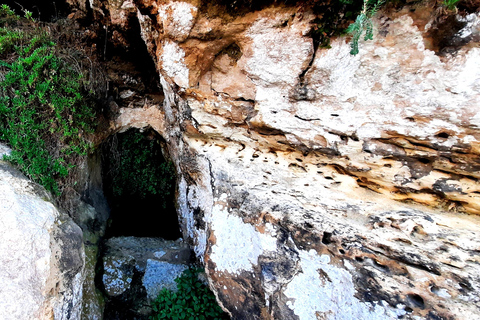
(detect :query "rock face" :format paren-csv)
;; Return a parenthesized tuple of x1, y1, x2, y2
(101, 237, 193, 318)
(75, 201, 106, 320)
(71, 1, 480, 319)
(0, 144, 85, 320)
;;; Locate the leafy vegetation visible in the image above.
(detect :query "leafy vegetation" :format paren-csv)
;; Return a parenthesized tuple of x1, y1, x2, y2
(23, 9, 33, 21)
(104, 129, 176, 204)
(0, 3, 16, 18)
(0, 5, 97, 195)
(151, 268, 229, 320)
(345, 0, 386, 55)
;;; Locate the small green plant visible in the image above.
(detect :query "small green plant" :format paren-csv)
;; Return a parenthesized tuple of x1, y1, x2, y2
(0, 28, 24, 54)
(23, 9, 33, 21)
(346, 0, 386, 55)
(443, 0, 462, 10)
(0, 3, 19, 25)
(151, 268, 229, 320)
(0, 3, 16, 17)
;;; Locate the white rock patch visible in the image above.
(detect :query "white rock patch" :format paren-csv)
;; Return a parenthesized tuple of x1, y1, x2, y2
(210, 206, 277, 274)
(284, 250, 399, 320)
(161, 40, 189, 88)
(246, 16, 313, 86)
(159, 1, 197, 42)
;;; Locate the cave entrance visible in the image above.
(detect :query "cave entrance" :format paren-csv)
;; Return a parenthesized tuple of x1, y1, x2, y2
(101, 128, 181, 239)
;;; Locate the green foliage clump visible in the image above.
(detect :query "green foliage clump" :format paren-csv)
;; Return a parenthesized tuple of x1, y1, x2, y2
(23, 9, 33, 21)
(0, 5, 96, 195)
(0, 3, 18, 25)
(151, 268, 229, 320)
(346, 0, 386, 55)
(443, 0, 462, 10)
(107, 129, 176, 203)
(0, 3, 15, 17)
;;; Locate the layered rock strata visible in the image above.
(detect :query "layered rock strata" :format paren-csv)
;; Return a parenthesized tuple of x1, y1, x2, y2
(70, 1, 480, 319)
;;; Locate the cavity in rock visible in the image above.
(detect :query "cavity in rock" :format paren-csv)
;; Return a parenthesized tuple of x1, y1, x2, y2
(101, 128, 181, 239)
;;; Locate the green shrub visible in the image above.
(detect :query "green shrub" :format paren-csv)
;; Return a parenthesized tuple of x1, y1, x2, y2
(151, 268, 229, 320)
(0, 6, 96, 195)
(346, 0, 386, 55)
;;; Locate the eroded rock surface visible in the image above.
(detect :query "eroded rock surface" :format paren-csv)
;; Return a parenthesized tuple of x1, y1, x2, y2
(0, 144, 85, 320)
(70, 1, 480, 319)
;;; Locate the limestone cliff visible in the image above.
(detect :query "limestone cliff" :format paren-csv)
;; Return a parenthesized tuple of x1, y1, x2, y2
(72, 0, 480, 319)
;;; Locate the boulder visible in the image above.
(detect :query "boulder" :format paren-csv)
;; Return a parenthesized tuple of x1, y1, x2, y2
(101, 237, 193, 318)
(0, 144, 85, 320)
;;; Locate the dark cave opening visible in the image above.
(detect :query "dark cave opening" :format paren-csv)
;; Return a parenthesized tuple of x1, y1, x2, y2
(101, 128, 181, 240)
(102, 10, 162, 95)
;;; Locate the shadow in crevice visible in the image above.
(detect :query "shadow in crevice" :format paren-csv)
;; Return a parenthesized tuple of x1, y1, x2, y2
(101, 128, 181, 240)
(1, 0, 70, 21)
